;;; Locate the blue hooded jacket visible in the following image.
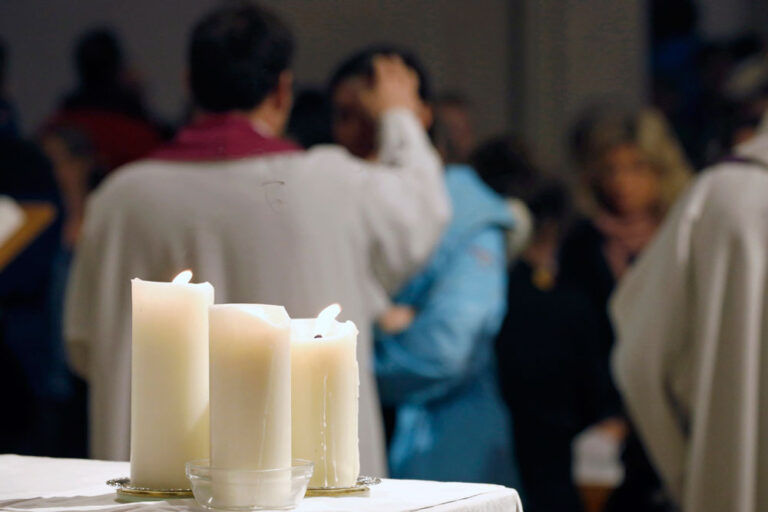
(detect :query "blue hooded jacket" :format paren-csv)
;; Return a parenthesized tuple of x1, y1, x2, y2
(375, 164, 518, 485)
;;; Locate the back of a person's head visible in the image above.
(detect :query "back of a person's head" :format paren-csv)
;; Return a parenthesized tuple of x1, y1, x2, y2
(190, 3, 294, 113)
(471, 134, 539, 200)
(526, 176, 573, 229)
(328, 44, 432, 102)
(75, 29, 123, 87)
(287, 89, 333, 148)
(472, 135, 572, 246)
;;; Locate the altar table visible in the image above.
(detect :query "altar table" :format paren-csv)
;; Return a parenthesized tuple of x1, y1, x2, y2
(0, 455, 522, 511)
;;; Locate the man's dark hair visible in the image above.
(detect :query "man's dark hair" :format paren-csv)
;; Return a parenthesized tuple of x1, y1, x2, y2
(75, 29, 123, 87)
(328, 44, 432, 102)
(189, 3, 294, 113)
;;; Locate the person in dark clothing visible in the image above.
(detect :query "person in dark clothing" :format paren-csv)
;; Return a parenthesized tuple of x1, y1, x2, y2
(474, 136, 608, 512)
(62, 29, 148, 120)
(0, 136, 79, 456)
(45, 28, 163, 173)
(504, 258, 605, 512)
(0, 40, 87, 457)
(560, 105, 692, 512)
(0, 137, 61, 455)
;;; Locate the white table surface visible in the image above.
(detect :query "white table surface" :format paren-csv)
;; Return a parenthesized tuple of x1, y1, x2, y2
(0, 455, 522, 512)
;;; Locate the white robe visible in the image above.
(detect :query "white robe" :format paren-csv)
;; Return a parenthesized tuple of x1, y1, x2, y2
(611, 133, 768, 512)
(64, 109, 450, 478)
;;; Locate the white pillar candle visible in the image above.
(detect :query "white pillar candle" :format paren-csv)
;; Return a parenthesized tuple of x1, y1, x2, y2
(209, 304, 292, 470)
(130, 270, 214, 489)
(291, 304, 360, 488)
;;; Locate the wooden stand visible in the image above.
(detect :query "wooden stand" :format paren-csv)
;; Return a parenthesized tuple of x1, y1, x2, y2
(0, 202, 57, 271)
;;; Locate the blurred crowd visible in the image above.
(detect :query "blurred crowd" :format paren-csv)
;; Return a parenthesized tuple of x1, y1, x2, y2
(3, 1, 768, 512)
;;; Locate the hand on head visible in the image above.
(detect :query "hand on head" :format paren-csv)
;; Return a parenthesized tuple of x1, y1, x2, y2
(358, 55, 421, 119)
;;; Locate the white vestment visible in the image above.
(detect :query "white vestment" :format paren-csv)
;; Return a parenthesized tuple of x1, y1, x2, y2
(611, 133, 768, 512)
(65, 109, 450, 478)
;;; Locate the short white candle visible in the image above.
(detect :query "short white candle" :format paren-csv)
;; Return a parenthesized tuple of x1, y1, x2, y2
(209, 304, 292, 470)
(130, 270, 214, 489)
(291, 304, 360, 488)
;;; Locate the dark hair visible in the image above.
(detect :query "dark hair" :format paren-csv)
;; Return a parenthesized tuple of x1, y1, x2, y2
(471, 134, 538, 200)
(75, 29, 123, 87)
(189, 3, 294, 113)
(525, 177, 572, 228)
(287, 89, 333, 148)
(472, 134, 571, 228)
(328, 44, 432, 102)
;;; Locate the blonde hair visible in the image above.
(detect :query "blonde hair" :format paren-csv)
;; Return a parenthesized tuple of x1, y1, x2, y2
(570, 106, 692, 216)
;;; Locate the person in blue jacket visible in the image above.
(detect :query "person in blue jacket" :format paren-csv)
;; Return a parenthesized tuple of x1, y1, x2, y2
(330, 45, 518, 485)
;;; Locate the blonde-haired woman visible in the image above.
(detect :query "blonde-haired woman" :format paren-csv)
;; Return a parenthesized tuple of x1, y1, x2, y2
(559, 105, 692, 512)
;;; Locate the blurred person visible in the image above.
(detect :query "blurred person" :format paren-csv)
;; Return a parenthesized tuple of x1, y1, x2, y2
(562, 106, 692, 512)
(433, 93, 475, 164)
(330, 46, 432, 162)
(65, 3, 449, 475)
(475, 136, 608, 512)
(330, 46, 518, 485)
(46, 28, 163, 173)
(719, 51, 768, 152)
(0, 38, 85, 457)
(471, 135, 538, 258)
(40, 126, 100, 250)
(611, 131, 768, 512)
(40, 128, 101, 460)
(650, 0, 702, 166)
(287, 88, 333, 148)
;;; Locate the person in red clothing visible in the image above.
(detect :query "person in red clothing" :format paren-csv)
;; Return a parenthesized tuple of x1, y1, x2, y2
(44, 29, 163, 174)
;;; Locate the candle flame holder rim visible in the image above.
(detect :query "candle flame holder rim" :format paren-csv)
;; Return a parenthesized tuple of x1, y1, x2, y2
(106, 477, 193, 499)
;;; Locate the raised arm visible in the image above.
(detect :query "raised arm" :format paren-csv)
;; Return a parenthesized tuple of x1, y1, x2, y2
(354, 56, 450, 292)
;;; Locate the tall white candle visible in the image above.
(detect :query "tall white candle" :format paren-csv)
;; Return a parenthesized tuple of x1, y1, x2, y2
(209, 304, 292, 470)
(130, 270, 214, 489)
(291, 304, 360, 488)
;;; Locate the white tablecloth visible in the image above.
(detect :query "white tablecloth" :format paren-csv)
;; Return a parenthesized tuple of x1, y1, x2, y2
(0, 455, 522, 512)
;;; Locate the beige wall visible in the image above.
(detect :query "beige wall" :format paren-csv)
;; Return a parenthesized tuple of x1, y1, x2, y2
(0, 0, 512, 142)
(515, 0, 648, 170)
(270, 0, 513, 143)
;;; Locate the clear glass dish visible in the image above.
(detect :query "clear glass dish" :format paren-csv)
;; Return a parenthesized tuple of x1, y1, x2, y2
(186, 459, 313, 511)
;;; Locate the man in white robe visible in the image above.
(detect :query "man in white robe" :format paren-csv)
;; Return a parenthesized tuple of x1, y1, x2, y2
(611, 132, 768, 511)
(64, 4, 449, 478)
